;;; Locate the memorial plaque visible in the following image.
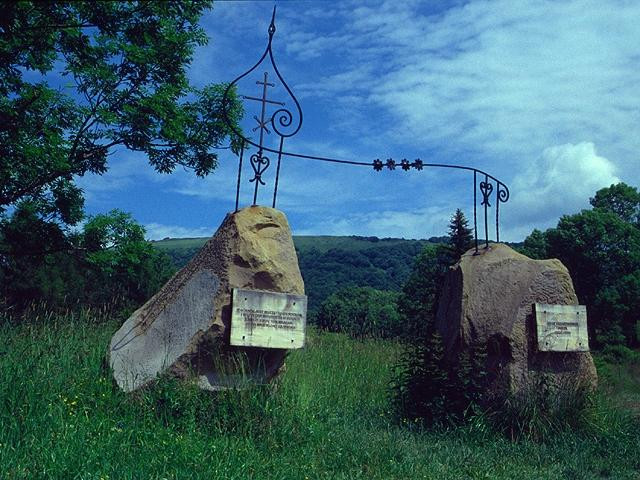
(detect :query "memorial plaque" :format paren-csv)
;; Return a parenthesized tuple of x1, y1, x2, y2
(535, 303, 589, 352)
(230, 288, 307, 349)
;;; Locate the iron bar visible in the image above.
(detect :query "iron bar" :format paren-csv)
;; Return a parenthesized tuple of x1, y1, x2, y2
(496, 184, 500, 243)
(235, 140, 245, 212)
(250, 153, 270, 205)
(273, 136, 284, 208)
(480, 174, 493, 248)
(496, 182, 509, 243)
(253, 166, 259, 206)
(474, 170, 478, 254)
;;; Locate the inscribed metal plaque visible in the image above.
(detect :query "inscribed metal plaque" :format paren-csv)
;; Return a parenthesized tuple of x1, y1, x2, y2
(230, 288, 307, 349)
(535, 303, 589, 352)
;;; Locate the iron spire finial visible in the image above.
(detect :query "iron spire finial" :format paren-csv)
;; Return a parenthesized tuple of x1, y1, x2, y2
(268, 6, 277, 37)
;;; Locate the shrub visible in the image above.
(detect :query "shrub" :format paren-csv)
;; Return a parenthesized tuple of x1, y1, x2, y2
(483, 377, 592, 442)
(601, 344, 640, 364)
(315, 286, 403, 339)
(391, 328, 487, 425)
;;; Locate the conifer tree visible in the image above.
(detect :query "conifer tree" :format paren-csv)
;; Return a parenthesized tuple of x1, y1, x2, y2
(447, 208, 473, 259)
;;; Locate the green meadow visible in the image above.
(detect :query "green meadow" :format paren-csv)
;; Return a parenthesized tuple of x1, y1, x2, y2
(1, 313, 639, 480)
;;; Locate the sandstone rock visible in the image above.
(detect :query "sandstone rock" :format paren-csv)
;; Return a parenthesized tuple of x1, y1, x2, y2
(435, 243, 597, 402)
(109, 206, 304, 392)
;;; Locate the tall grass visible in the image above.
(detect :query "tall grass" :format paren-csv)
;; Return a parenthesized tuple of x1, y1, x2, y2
(1, 313, 639, 479)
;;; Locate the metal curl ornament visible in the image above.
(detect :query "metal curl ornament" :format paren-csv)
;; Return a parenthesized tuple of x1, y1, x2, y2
(497, 183, 510, 203)
(480, 181, 493, 207)
(271, 108, 296, 137)
(249, 153, 270, 185)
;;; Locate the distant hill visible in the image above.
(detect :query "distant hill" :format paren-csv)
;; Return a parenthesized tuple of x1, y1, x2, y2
(151, 235, 443, 314)
(151, 235, 442, 256)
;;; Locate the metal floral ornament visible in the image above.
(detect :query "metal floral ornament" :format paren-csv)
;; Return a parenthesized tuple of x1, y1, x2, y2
(222, 7, 511, 253)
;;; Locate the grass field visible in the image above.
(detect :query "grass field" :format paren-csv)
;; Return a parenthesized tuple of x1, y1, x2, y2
(1, 313, 639, 479)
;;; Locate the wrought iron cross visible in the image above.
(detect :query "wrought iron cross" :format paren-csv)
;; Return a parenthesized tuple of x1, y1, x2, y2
(241, 72, 285, 204)
(243, 72, 285, 140)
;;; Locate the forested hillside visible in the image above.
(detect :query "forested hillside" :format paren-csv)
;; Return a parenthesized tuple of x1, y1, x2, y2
(152, 235, 439, 314)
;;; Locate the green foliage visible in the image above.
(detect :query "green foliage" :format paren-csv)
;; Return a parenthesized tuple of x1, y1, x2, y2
(600, 344, 640, 364)
(590, 182, 640, 224)
(446, 208, 473, 259)
(0, 209, 173, 312)
(484, 379, 592, 442)
(81, 210, 175, 308)
(392, 330, 487, 425)
(396, 244, 450, 337)
(546, 208, 640, 346)
(518, 183, 640, 347)
(315, 286, 402, 338)
(0, 201, 84, 308)
(152, 235, 435, 316)
(297, 239, 432, 315)
(519, 228, 549, 259)
(0, 1, 242, 219)
(393, 209, 488, 424)
(0, 1, 242, 309)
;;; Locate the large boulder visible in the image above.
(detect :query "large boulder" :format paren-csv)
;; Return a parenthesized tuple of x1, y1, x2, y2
(435, 243, 597, 402)
(109, 206, 304, 392)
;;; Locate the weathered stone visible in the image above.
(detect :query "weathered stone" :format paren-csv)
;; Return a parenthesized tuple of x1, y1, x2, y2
(435, 243, 597, 402)
(109, 206, 304, 392)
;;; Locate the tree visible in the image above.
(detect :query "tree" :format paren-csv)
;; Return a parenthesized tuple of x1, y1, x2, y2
(398, 209, 472, 338)
(0, 208, 174, 311)
(518, 183, 640, 347)
(0, 1, 242, 309)
(0, 1, 242, 231)
(82, 210, 175, 308)
(546, 209, 640, 346)
(446, 208, 473, 260)
(396, 245, 448, 338)
(315, 286, 402, 339)
(393, 211, 489, 423)
(590, 183, 640, 225)
(520, 228, 549, 259)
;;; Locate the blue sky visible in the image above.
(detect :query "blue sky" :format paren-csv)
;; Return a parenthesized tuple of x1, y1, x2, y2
(77, 0, 640, 241)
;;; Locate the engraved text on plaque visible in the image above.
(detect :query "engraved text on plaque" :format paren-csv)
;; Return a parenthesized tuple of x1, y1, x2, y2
(535, 303, 589, 352)
(230, 288, 307, 349)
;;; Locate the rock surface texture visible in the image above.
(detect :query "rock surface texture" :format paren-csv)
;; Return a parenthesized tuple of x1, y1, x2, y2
(109, 206, 304, 392)
(435, 243, 597, 402)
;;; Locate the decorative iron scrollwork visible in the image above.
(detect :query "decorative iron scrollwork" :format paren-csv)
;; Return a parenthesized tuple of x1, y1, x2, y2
(497, 183, 510, 203)
(222, 6, 302, 206)
(222, 8, 511, 252)
(480, 181, 493, 207)
(371, 157, 426, 172)
(249, 153, 270, 185)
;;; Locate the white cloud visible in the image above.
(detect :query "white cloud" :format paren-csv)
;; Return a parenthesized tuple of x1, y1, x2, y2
(144, 223, 213, 241)
(364, 0, 640, 166)
(503, 142, 620, 240)
(293, 206, 452, 239)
